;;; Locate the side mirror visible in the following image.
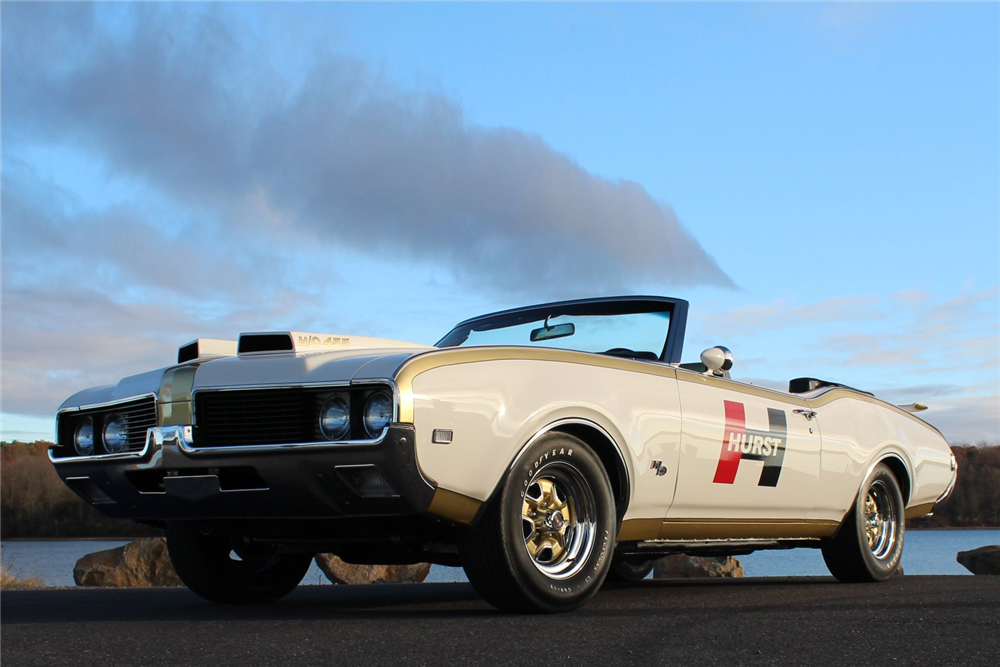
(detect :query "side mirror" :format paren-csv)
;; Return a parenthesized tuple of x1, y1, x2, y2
(700, 346, 734, 377)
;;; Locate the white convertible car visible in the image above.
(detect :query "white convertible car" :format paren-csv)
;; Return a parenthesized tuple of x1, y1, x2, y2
(51, 296, 957, 613)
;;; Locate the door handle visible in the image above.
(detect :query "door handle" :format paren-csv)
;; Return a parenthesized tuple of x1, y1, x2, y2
(793, 409, 817, 421)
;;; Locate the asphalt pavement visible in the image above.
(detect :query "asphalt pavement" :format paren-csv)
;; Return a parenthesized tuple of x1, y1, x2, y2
(3, 576, 998, 666)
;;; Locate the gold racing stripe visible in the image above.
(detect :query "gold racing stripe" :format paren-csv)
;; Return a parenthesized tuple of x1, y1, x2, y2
(426, 487, 483, 525)
(618, 517, 840, 541)
(394, 346, 679, 423)
(904, 502, 936, 520)
(394, 347, 942, 438)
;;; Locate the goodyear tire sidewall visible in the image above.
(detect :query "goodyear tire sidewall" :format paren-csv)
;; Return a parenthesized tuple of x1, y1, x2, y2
(855, 464, 905, 579)
(500, 434, 616, 610)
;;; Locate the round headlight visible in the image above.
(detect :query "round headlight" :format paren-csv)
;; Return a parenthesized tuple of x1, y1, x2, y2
(319, 395, 350, 440)
(103, 413, 128, 453)
(363, 392, 393, 437)
(74, 417, 95, 456)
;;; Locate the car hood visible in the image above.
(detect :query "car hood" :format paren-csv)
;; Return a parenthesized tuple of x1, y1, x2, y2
(190, 346, 433, 390)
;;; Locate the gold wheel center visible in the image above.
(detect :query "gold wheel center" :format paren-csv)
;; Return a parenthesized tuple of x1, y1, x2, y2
(865, 493, 883, 550)
(522, 478, 574, 564)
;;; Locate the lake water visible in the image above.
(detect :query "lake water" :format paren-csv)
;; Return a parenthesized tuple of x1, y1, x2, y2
(2, 529, 997, 588)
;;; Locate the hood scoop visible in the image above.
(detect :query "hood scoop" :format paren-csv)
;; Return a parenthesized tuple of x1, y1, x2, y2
(237, 331, 432, 356)
(178, 339, 238, 364)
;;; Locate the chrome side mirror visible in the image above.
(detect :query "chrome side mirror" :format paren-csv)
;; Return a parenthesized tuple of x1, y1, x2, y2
(700, 346, 734, 377)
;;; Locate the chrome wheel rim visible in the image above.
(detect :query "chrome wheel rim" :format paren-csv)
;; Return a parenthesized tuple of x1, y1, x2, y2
(864, 479, 898, 560)
(521, 461, 597, 580)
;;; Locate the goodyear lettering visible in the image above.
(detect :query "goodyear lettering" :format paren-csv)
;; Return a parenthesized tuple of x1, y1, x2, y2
(593, 529, 610, 571)
(532, 447, 572, 471)
(522, 446, 574, 497)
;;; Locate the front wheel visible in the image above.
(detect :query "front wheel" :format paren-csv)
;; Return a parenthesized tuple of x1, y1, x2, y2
(821, 463, 905, 582)
(459, 433, 616, 613)
(166, 522, 312, 603)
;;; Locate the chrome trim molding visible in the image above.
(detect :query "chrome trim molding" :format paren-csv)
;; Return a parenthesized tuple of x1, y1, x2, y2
(53, 393, 160, 463)
(152, 425, 195, 450)
(57, 392, 159, 415)
(935, 468, 958, 505)
(642, 537, 822, 546)
(178, 427, 390, 455)
(506, 417, 632, 504)
(50, 423, 160, 465)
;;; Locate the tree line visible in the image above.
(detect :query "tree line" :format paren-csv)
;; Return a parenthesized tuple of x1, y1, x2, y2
(909, 444, 1000, 528)
(1, 439, 997, 539)
(1, 441, 160, 538)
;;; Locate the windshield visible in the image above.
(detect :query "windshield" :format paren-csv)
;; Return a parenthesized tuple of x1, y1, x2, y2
(437, 308, 672, 360)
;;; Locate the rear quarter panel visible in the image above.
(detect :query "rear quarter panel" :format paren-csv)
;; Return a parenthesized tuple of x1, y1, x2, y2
(808, 391, 954, 517)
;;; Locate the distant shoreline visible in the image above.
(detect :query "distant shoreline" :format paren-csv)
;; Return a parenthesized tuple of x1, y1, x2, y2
(1, 537, 150, 542)
(4, 526, 999, 543)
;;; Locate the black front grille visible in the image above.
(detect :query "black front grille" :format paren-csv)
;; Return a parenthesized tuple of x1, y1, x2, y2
(195, 388, 312, 447)
(193, 386, 390, 448)
(55, 396, 158, 458)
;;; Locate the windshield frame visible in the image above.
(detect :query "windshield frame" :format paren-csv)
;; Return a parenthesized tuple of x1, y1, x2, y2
(435, 295, 689, 363)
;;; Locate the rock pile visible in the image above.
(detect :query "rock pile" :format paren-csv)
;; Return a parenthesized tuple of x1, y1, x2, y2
(73, 538, 432, 587)
(314, 554, 431, 585)
(74, 538, 183, 587)
(956, 546, 1000, 575)
(653, 554, 744, 579)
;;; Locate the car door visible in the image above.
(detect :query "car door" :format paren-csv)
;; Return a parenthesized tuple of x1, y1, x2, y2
(664, 370, 825, 535)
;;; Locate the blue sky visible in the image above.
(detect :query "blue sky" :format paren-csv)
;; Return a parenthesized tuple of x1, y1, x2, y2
(2, 2, 997, 443)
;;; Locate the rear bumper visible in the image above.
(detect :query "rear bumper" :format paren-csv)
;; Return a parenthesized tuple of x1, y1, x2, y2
(51, 423, 436, 521)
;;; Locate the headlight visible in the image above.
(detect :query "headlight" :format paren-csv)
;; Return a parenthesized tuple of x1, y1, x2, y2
(103, 413, 128, 453)
(363, 392, 393, 437)
(319, 395, 350, 440)
(74, 417, 95, 456)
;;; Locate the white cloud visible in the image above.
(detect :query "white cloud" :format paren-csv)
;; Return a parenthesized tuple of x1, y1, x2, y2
(3, 2, 732, 297)
(922, 394, 1000, 445)
(2, 3, 739, 426)
(690, 289, 999, 443)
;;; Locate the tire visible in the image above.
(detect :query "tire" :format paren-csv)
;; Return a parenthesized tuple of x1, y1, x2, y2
(459, 432, 616, 613)
(821, 463, 905, 583)
(166, 522, 312, 603)
(605, 554, 655, 583)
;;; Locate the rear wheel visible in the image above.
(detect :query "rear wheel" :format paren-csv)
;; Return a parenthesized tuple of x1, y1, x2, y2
(460, 433, 616, 613)
(821, 463, 905, 582)
(166, 522, 312, 603)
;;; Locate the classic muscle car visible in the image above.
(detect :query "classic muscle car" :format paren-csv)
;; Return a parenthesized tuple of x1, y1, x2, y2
(50, 296, 957, 612)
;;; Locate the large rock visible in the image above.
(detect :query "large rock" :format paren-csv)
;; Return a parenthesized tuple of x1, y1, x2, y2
(957, 546, 1000, 575)
(74, 538, 183, 587)
(314, 554, 430, 585)
(653, 554, 744, 579)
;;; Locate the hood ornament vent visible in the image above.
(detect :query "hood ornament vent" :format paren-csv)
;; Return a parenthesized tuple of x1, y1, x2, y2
(178, 339, 238, 364)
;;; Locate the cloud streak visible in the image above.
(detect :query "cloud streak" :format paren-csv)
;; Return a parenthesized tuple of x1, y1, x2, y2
(3, 3, 732, 296)
(2, 3, 734, 424)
